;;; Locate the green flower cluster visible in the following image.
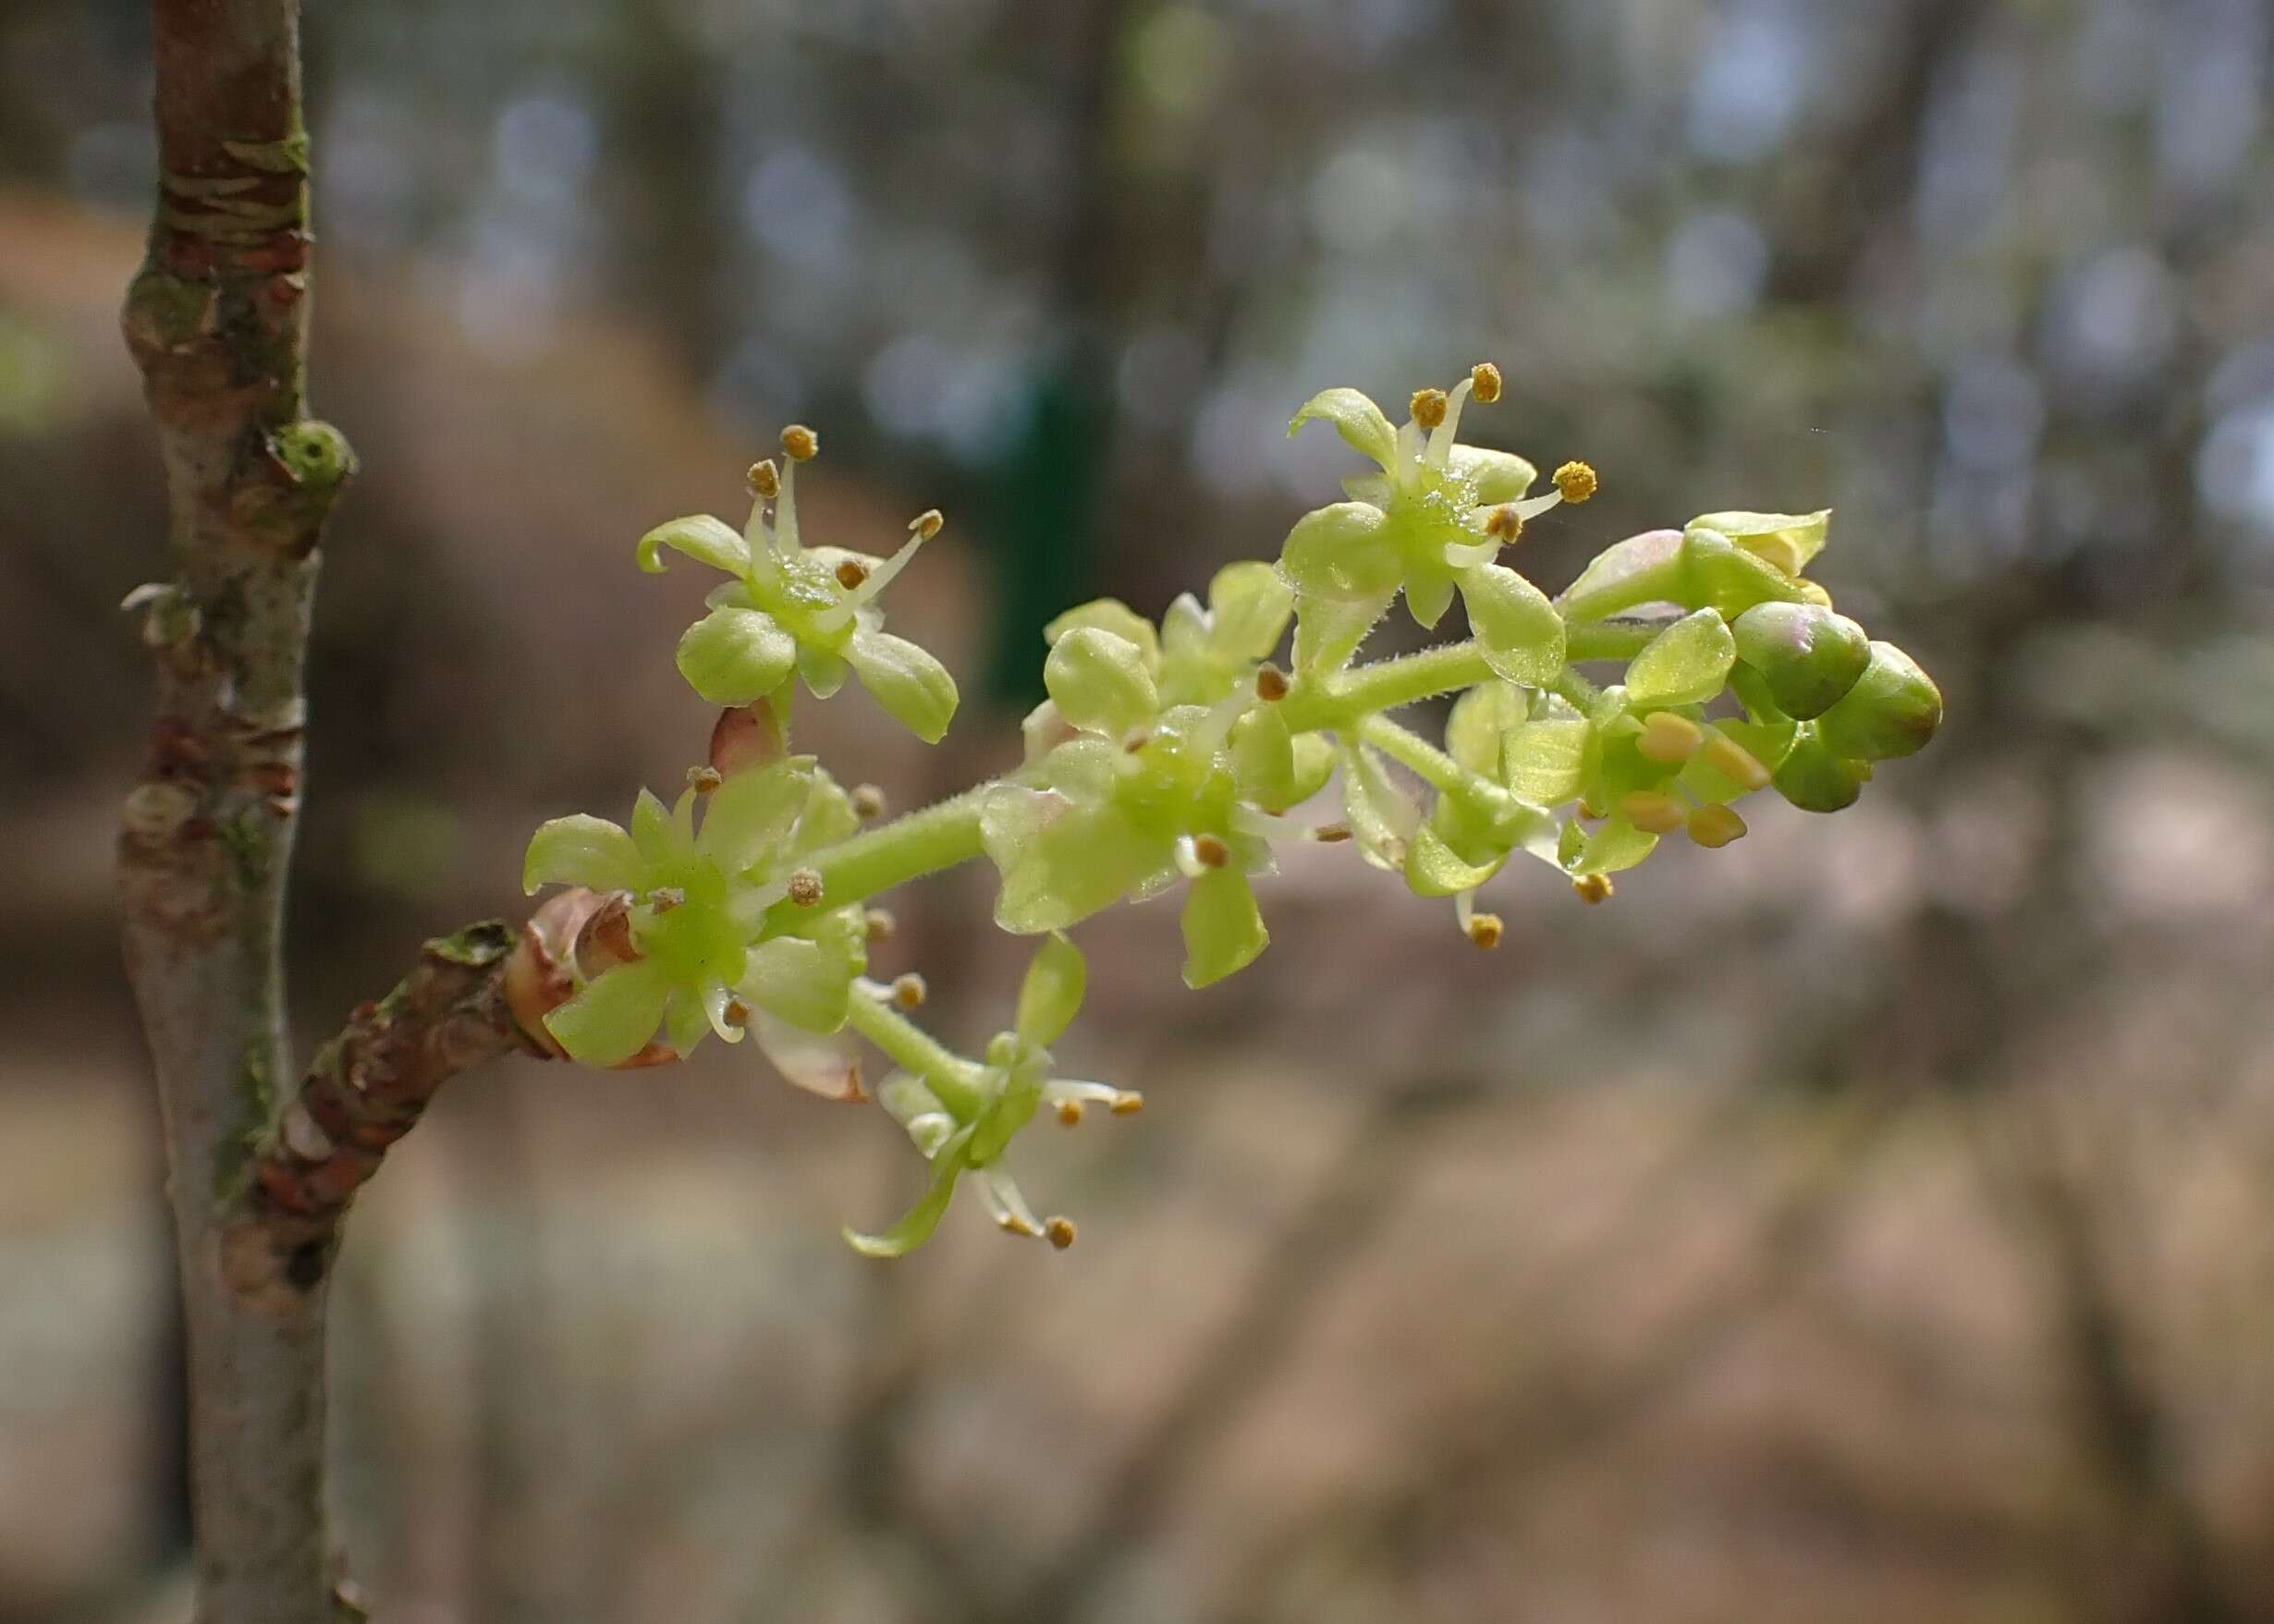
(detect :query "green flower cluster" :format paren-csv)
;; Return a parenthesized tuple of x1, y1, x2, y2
(984, 562, 1336, 988)
(522, 376, 1942, 1256)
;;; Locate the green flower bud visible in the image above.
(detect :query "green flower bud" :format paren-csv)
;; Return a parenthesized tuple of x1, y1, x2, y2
(1812, 641, 1942, 762)
(1730, 602, 1871, 720)
(1771, 727, 1868, 812)
(1045, 627, 1159, 739)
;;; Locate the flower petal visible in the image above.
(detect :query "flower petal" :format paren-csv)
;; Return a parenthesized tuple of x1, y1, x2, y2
(1180, 866, 1268, 988)
(1626, 608, 1736, 710)
(1206, 560, 1295, 662)
(1444, 682, 1529, 777)
(677, 606, 797, 706)
(993, 802, 1156, 934)
(844, 1129, 973, 1258)
(1557, 529, 1684, 623)
(522, 813, 639, 896)
(1689, 509, 1830, 577)
(752, 1008, 867, 1099)
(1501, 715, 1591, 808)
(798, 641, 848, 699)
(1229, 705, 1300, 812)
(544, 959, 673, 1068)
(1404, 823, 1504, 897)
(1288, 386, 1398, 470)
(1291, 586, 1394, 675)
(1339, 741, 1420, 871)
(1565, 815, 1658, 877)
(741, 935, 853, 1033)
(1447, 446, 1539, 505)
(1460, 564, 1566, 687)
(698, 758, 815, 873)
(846, 629, 960, 743)
(1279, 502, 1397, 601)
(1045, 598, 1160, 665)
(630, 787, 677, 862)
(1016, 932, 1087, 1047)
(664, 985, 710, 1058)
(637, 514, 751, 577)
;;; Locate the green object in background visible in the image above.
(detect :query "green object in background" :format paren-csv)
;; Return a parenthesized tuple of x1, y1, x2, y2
(984, 364, 1111, 705)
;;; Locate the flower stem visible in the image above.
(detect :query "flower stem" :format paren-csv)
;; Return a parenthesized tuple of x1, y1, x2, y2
(808, 786, 990, 907)
(1356, 714, 1520, 819)
(1279, 641, 1495, 731)
(843, 992, 987, 1117)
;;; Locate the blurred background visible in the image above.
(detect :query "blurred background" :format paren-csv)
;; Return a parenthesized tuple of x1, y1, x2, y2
(6, 0, 2274, 1619)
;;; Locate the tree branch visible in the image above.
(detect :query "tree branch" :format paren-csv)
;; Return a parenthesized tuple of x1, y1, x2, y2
(229, 925, 540, 1291)
(116, 4, 355, 1617)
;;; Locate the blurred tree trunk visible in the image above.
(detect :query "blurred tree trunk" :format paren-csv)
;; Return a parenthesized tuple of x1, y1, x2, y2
(116, 2, 354, 1618)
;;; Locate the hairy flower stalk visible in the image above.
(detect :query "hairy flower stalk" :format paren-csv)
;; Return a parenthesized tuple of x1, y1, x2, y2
(523, 372, 1941, 1254)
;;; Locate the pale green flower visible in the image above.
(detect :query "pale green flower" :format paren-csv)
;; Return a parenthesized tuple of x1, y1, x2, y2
(1279, 367, 1578, 676)
(522, 759, 869, 1079)
(638, 433, 959, 741)
(846, 935, 1141, 1258)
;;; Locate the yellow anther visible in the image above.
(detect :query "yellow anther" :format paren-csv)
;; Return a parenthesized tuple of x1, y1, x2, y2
(1465, 910, 1505, 949)
(1572, 873, 1614, 906)
(1109, 1092, 1144, 1116)
(1192, 833, 1231, 869)
(779, 423, 819, 462)
(746, 458, 781, 498)
(787, 868, 825, 907)
(891, 972, 927, 1010)
(1483, 505, 1524, 543)
(863, 906, 898, 945)
(1254, 665, 1290, 702)
(1056, 1098, 1084, 1128)
(686, 765, 725, 794)
(724, 997, 752, 1028)
(1700, 730, 1772, 791)
(911, 507, 945, 541)
(650, 886, 686, 914)
(1410, 387, 1449, 430)
(1552, 460, 1597, 503)
(835, 559, 869, 591)
(1686, 804, 1747, 849)
(1045, 1215, 1078, 1250)
(1636, 711, 1705, 764)
(1469, 361, 1503, 404)
(851, 783, 887, 820)
(1620, 791, 1686, 836)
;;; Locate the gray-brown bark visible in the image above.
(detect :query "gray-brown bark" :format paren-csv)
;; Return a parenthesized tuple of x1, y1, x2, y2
(117, 2, 352, 1618)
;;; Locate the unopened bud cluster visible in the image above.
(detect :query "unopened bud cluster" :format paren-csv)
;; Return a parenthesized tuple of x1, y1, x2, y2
(521, 369, 1939, 1256)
